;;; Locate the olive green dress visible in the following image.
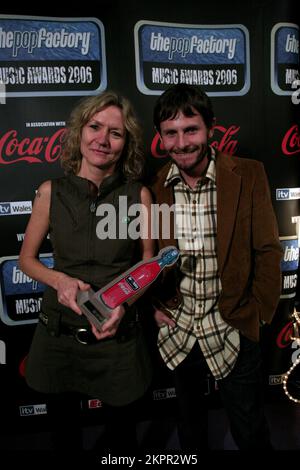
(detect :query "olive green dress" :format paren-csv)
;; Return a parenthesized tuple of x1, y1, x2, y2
(25, 173, 152, 406)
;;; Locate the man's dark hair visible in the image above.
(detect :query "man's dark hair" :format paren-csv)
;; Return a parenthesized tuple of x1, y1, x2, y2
(153, 83, 215, 132)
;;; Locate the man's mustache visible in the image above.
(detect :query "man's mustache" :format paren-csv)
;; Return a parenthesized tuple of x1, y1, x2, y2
(172, 146, 200, 154)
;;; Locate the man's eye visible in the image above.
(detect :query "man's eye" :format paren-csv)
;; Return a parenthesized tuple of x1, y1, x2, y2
(165, 131, 176, 136)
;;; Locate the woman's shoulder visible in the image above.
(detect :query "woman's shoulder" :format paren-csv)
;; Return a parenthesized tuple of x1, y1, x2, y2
(37, 175, 69, 197)
(124, 179, 153, 198)
(140, 184, 152, 196)
(37, 179, 52, 197)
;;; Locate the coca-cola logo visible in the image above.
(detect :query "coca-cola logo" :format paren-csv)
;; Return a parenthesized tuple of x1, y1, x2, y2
(211, 125, 240, 155)
(282, 124, 300, 156)
(0, 128, 65, 164)
(150, 124, 240, 158)
(276, 321, 293, 348)
(151, 132, 166, 158)
(18, 355, 27, 378)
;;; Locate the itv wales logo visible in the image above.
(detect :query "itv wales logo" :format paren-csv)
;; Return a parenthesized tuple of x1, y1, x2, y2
(276, 188, 300, 201)
(0, 200, 32, 216)
(19, 404, 47, 416)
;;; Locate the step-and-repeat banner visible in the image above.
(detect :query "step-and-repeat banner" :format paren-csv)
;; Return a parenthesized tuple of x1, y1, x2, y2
(0, 0, 299, 428)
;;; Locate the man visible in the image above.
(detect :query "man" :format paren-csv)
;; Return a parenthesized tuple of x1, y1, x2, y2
(150, 83, 282, 450)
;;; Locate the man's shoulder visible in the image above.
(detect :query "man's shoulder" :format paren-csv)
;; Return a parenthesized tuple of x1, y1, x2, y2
(216, 151, 264, 173)
(149, 161, 172, 187)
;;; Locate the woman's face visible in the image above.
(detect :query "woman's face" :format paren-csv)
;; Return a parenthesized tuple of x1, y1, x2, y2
(80, 105, 126, 173)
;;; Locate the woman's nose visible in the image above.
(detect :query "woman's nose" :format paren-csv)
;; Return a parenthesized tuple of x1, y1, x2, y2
(96, 128, 109, 145)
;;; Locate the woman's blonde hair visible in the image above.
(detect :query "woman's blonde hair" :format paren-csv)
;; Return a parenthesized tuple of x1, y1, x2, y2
(61, 91, 145, 180)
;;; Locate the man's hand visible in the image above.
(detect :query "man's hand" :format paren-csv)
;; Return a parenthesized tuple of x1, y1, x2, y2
(154, 308, 176, 328)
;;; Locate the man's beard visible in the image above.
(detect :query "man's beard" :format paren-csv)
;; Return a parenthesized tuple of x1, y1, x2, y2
(170, 144, 208, 172)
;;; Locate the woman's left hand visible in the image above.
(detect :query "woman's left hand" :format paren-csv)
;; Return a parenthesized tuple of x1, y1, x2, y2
(90, 304, 126, 340)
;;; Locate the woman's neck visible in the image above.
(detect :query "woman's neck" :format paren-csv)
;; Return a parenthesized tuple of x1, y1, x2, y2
(78, 162, 115, 188)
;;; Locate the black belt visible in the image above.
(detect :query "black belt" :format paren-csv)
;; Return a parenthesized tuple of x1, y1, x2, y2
(39, 312, 138, 346)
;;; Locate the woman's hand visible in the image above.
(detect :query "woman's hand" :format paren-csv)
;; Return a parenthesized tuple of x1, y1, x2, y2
(56, 273, 90, 315)
(90, 304, 126, 340)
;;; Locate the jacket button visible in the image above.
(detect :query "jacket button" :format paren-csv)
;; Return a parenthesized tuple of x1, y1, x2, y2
(174, 297, 178, 302)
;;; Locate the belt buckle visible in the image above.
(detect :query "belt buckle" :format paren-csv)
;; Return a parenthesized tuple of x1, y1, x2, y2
(74, 328, 91, 345)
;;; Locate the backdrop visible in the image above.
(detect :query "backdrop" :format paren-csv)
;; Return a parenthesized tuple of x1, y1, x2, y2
(0, 0, 299, 431)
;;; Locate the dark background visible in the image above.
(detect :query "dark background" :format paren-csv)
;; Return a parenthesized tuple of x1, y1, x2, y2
(0, 0, 299, 448)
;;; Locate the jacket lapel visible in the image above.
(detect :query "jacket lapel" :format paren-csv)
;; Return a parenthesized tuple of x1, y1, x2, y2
(216, 153, 241, 275)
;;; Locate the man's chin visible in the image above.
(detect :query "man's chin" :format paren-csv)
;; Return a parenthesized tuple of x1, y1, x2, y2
(171, 155, 197, 170)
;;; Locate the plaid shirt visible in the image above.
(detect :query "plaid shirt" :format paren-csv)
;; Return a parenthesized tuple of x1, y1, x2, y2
(157, 147, 240, 380)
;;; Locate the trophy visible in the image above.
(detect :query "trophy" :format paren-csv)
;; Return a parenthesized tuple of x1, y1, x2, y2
(77, 246, 180, 329)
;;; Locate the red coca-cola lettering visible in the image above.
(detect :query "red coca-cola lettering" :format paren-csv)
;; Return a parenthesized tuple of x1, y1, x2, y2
(45, 130, 64, 162)
(18, 355, 27, 378)
(151, 132, 167, 159)
(0, 128, 65, 164)
(150, 124, 240, 158)
(211, 125, 240, 155)
(282, 124, 300, 155)
(276, 321, 293, 348)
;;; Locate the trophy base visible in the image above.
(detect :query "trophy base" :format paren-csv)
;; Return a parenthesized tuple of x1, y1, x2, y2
(77, 289, 111, 329)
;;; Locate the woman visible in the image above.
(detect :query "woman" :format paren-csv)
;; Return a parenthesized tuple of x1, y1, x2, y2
(19, 91, 154, 451)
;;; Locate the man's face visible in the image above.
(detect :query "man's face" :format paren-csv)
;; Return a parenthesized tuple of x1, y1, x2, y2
(159, 110, 214, 172)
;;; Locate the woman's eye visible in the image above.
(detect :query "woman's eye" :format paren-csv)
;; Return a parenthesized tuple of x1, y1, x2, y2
(111, 131, 123, 138)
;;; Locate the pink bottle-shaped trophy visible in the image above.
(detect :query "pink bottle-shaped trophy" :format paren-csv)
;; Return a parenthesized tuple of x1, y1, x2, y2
(77, 246, 180, 329)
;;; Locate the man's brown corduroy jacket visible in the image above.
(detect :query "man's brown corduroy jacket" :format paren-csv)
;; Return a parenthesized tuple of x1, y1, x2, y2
(150, 151, 283, 341)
